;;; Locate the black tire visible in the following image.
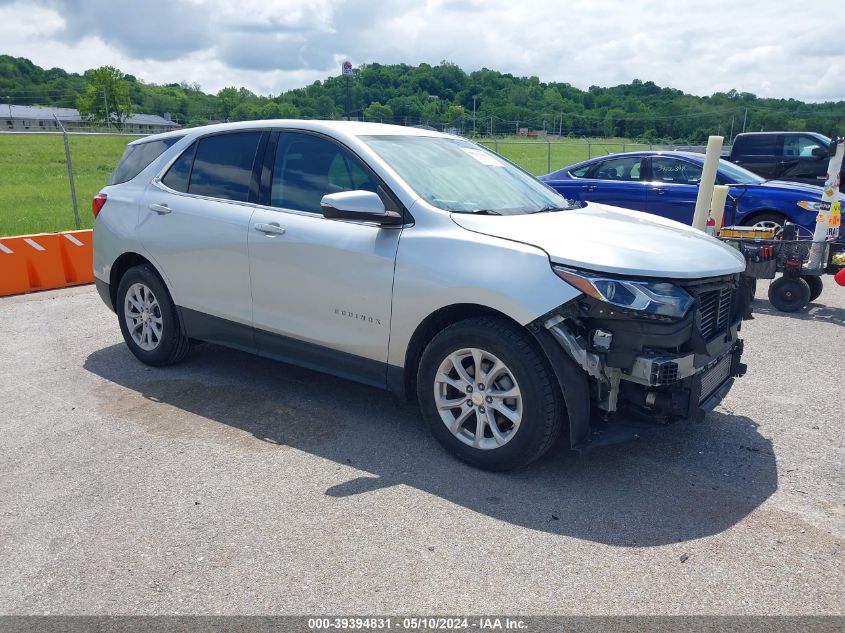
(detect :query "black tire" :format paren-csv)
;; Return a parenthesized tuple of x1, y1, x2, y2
(743, 211, 788, 230)
(116, 265, 191, 366)
(767, 276, 811, 313)
(802, 275, 823, 302)
(750, 278, 758, 302)
(417, 316, 563, 471)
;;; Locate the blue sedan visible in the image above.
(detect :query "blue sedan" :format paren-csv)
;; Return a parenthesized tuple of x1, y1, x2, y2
(539, 151, 838, 234)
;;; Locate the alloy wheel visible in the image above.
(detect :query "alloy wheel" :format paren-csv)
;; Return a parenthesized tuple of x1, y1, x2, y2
(124, 282, 163, 351)
(433, 347, 523, 450)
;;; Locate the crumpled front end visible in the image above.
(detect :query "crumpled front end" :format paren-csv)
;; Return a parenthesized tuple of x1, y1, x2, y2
(537, 273, 748, 449)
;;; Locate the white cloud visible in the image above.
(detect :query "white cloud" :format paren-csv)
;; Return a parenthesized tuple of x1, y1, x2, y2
(0, 0, 842, 101)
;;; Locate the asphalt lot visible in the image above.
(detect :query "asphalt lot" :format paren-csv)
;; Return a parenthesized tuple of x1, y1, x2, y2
(0, 280, 843, 615)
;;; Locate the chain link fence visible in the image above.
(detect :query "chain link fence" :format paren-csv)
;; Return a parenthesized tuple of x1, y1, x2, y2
(0, 123, 710, 236)
(476, 138, 708, 175)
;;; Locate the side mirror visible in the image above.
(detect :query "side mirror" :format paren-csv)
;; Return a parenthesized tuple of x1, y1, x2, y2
(812, 146, 829, 159)
(320, 190, 402, 225)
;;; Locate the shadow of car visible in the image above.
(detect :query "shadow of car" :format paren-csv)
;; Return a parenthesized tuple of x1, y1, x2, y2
(83, 342, 777, 547)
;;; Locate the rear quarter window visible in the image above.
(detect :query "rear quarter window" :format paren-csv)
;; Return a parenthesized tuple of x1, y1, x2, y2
(733, 135, 780, 157)
(108, 137, 183, 185)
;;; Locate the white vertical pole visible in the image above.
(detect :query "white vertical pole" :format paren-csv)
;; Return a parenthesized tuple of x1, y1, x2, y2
(710, 184, 729, 230)
(692, 135, 724, 231)
(808, 139, 845, 268)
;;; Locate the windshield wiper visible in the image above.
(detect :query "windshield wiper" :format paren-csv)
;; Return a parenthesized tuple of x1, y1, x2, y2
(465, 208, 501, 215)
(532, 204, 573, 213)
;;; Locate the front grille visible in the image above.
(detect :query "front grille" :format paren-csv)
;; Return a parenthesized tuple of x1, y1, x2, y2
(697, 285, 733, 340)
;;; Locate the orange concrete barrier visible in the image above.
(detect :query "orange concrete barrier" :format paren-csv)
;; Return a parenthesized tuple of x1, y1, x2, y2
(0, 229, 93, 297)
(58, 230, 94, 285)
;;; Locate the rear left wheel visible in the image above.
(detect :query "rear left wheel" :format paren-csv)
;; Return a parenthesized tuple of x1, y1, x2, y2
(116, 265, 191, 366)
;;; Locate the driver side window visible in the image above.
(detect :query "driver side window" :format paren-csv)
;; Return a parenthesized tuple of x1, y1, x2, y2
(270, 133, 379, 213)
(651, 157, 702, 185)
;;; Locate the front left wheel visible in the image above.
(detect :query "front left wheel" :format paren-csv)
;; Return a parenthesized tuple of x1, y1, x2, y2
(417, 316, 563, 471)
(116, 265, 191, 366)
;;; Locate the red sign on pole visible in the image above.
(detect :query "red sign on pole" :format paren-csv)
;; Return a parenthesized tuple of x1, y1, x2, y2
(342, 61, 353, 77)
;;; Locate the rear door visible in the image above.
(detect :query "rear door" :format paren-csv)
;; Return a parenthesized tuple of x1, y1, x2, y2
(138, 131, 265, 341)
(731, 134, 782, 179)
(247, 131, 402, 386)
(646, 156, 703, 225)
(571, 156, 649, 210)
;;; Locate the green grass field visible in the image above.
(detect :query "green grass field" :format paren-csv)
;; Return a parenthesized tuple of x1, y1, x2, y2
(0, 133, 651, 237)
(0, 134, 135, 236)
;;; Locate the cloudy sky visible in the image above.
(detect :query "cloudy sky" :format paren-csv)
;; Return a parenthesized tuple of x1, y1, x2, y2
(0, 0, 842, 102)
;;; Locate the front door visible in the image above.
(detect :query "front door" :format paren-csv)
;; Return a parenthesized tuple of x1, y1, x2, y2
(248, 131, 402, 387)
(646, 156, 703, 225)
(781, 135, 828, 186)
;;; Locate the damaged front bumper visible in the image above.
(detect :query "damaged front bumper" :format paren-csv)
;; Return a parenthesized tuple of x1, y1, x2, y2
(534, 274, 748, 450)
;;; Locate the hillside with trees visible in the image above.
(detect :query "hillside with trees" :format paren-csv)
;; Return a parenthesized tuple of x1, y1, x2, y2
(1, 54, 843, 141)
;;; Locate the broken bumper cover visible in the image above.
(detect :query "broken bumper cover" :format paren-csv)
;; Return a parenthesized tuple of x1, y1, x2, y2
(585, 341, 745, 450)
(540, 309, 746, 450)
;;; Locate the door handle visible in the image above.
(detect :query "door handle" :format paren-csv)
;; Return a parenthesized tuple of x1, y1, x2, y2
(255, 222, 286, 236)
(581, 185, 598, 191)
(652, 188, 667, 195)
(149, 203, 171, 215)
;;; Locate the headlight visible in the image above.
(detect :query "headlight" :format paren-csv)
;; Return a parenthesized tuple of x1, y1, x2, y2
(797, 200, 823, 211)
(554, 266, 693, 318)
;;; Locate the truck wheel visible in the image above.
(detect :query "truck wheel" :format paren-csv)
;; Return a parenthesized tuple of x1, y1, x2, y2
(768, 276, 811, 312)
(417, 316, 563, 471)
(116, 265, 191, 366)
(801, 275, 823, 302)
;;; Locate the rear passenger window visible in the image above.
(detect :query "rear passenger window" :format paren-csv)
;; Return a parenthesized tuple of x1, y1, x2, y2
(270, 133, 379, 213)
(590, 156, 642, 181)
(187, 132, 262, 201)
(109, 136, 182, 185)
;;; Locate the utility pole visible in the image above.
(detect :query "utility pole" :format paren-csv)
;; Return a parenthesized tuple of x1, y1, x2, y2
(559, 110, 563, 136)
(472, 95, 478, 136)
(103, 87, 110, 129)
(741, 107, 748, 134)
(728, 117, 734, 141)
(489, 115, 493, 137)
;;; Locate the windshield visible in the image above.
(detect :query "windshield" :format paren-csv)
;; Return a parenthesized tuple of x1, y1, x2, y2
(361, 135, 573, 214)
(718, 159, 765, 185)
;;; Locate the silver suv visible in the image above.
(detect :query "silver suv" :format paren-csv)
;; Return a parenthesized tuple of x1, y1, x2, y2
(93, 121, 747, 470)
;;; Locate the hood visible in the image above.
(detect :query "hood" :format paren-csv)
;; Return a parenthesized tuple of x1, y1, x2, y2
(451, 203, 746, 279)
(744, 180, 829, 197)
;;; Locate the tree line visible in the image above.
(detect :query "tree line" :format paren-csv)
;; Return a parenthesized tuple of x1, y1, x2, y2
(1, 54, 843, 142)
